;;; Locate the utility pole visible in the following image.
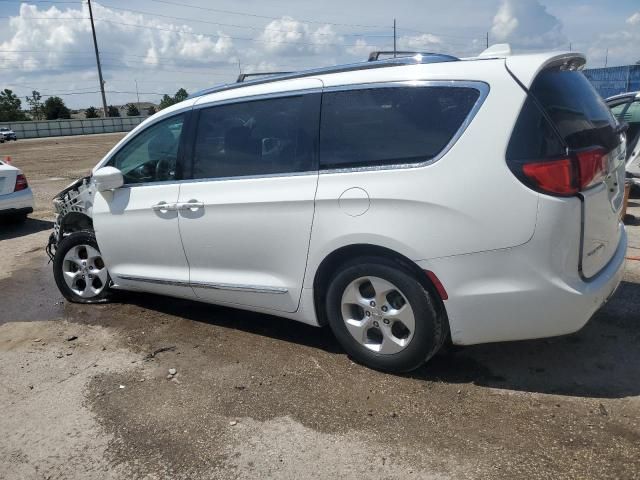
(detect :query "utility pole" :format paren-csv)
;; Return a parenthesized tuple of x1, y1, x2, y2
(87, 0, 108, 117)
(486, 32, 489, 48)
(605, 48, 609, 67)
(393, 19, 397, 57)
(135, 79, 140, 113)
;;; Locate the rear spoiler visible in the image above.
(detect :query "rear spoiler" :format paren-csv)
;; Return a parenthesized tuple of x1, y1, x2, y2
(505, 52, 586, 89)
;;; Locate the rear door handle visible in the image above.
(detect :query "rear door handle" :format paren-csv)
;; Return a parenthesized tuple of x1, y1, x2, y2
(151, 202, 177, 212)
(177, 201, 204, 211)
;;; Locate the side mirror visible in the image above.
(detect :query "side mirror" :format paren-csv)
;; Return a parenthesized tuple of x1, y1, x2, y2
(94, 166, 124, 192)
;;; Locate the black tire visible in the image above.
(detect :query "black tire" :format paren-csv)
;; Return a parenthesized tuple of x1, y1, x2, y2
(53, 231, 111, 304)
(325, 256, 446, 373)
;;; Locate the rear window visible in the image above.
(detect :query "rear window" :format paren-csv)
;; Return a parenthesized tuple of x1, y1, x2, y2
(529, 68, 619, 152)
(319, 86, 480, 169)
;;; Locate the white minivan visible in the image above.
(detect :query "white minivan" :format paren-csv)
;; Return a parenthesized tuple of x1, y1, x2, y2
(49, 47, 627, 372)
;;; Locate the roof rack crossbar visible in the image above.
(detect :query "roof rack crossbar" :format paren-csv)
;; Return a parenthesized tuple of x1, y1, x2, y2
(188, 53, 460, 100)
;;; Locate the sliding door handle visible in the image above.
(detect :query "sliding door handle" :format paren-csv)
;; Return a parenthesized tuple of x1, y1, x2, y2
(177, 201, 204, 211)
(151, 202, 177, 212)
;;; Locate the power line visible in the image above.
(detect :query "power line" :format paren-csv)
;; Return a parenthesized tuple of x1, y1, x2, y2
(97, 3, 395, 38)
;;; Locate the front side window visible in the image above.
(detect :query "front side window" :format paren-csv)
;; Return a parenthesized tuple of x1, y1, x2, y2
(192, 94, 320, 179)
(319, 86, 481, 169)
(108, 114, 184, 184)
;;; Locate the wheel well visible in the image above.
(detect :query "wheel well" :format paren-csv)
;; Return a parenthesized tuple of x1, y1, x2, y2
(60, 212, 93, 237)
(312, 244, 449, 328)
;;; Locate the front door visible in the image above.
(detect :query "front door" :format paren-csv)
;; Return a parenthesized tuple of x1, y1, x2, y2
(177, 88, 321, 312)
(92, 112, 195, 299)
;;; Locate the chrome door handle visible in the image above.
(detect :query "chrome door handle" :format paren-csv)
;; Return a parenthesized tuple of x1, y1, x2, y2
(151, 202, 177, 212)
(177, 201, 204, 211)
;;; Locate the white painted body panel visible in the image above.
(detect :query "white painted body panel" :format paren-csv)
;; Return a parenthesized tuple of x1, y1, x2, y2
(177, 174, 318, 312)
(0, 162, 33, 212)
(92, 184, 194, 299)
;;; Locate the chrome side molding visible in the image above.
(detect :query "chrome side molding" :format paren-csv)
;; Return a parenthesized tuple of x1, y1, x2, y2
(117, 275, 288, 294)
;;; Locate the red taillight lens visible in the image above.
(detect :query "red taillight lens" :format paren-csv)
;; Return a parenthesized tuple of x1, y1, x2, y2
(14, 174, 28, 191)
(576, 147, 607, 189)
(522, 157, 577, 195)
(520, 147, 608, 196)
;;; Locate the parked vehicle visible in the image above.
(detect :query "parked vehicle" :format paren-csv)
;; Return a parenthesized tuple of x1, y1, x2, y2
(606, 91, 640, 186)
(0, 160, 33, 221)
(48, 46, 626, 372)
(0, 127, 17, 141)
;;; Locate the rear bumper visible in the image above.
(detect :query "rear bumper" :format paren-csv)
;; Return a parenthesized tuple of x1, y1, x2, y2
(417, 227, 627, 346)
(0, 188, 34, 214)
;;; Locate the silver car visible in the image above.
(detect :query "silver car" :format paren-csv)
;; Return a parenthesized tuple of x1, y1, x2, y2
(606, 91, 640, 185)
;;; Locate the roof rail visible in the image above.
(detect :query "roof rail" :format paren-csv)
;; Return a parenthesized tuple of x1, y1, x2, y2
(188, 54, 460, 100)
(237, 71, 294, 83)
(368, 51, 457, 62)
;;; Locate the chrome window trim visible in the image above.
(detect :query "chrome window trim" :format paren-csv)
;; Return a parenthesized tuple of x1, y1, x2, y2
(117, 274, 288, 294)
(319, 80, 490, 174)
(193, 87, 323, 110)
(101, 80, 489, 187)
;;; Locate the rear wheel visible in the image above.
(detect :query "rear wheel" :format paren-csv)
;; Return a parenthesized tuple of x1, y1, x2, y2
(325, 257, 446, 373)
(53, 231, 111, 303)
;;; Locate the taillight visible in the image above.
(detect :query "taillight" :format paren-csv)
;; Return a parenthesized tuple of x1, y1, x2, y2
(522, 157, 576, 195)
(14, 174, 28, 191)
(520, 146, 607, 197)
(576, 147, 607, 189)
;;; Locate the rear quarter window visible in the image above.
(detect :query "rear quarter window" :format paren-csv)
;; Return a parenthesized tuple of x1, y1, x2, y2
(319, 86, 481, 169)
(529, 69, 619, 152)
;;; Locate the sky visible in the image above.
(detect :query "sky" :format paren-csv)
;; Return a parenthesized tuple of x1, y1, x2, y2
(0, 0, 638, 109)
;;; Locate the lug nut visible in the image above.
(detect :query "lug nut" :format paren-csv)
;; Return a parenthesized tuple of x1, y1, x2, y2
(370, 301, 376, 307)
(373, 321, 379, 327)
(383, 318, 390, 325)
(365, 311, 371, 317)
(381, 306, 388, 312)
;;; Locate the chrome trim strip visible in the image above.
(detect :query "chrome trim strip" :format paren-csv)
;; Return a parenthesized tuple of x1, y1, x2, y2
(193, 87, 323, 109)
(319, 80, 490, 174)
(117, 275, 288, 294)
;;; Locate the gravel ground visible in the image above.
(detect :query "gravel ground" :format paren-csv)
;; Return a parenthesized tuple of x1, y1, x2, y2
(0, 134, 639, 479)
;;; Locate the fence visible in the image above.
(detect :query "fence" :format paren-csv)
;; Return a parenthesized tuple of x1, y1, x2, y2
(583, 65, 640, 100)
(0, 116, 146, 139)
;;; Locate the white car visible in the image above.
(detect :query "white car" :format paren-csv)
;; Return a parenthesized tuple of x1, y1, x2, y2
(0, 127, 17, 141)
(48, 46, 627, 372)
(0, 159, 33, 221)
(606, 91, 640, 185)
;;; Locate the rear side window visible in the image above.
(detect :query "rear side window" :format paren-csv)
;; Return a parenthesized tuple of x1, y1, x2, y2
(529, 69, 619, 152)
(319, 86, 480, 169)
(191, 94, 320, 180)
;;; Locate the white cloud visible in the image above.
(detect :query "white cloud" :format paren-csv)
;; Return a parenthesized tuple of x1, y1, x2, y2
(398, 33, 443, 51)
(0, 2, 234, 73)
(491, 0, 567, 50)
(258, 16, 340, 55)
(627, 12, 640, 26)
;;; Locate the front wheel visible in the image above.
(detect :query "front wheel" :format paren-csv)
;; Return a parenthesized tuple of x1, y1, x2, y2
(326, 257, 446, 373)
(53, 231, 111, 303)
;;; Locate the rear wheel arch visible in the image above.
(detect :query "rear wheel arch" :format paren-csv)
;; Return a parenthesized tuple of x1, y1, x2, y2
(312, 244, 448, 328)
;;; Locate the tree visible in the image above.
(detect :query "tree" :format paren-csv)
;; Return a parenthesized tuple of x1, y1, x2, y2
(43, 96, 71, 120)
(159, 88, 189, 110)
(0, 89, 28, 121)
(107, 105, 120, 117)
(126, 103, 140, 116)
(174, 88, 188, 103)
(25, 90, 43, 120)
(146, 105, 156, 116)
(85, 106, 99, 118)
(159, 94, 174, 110)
